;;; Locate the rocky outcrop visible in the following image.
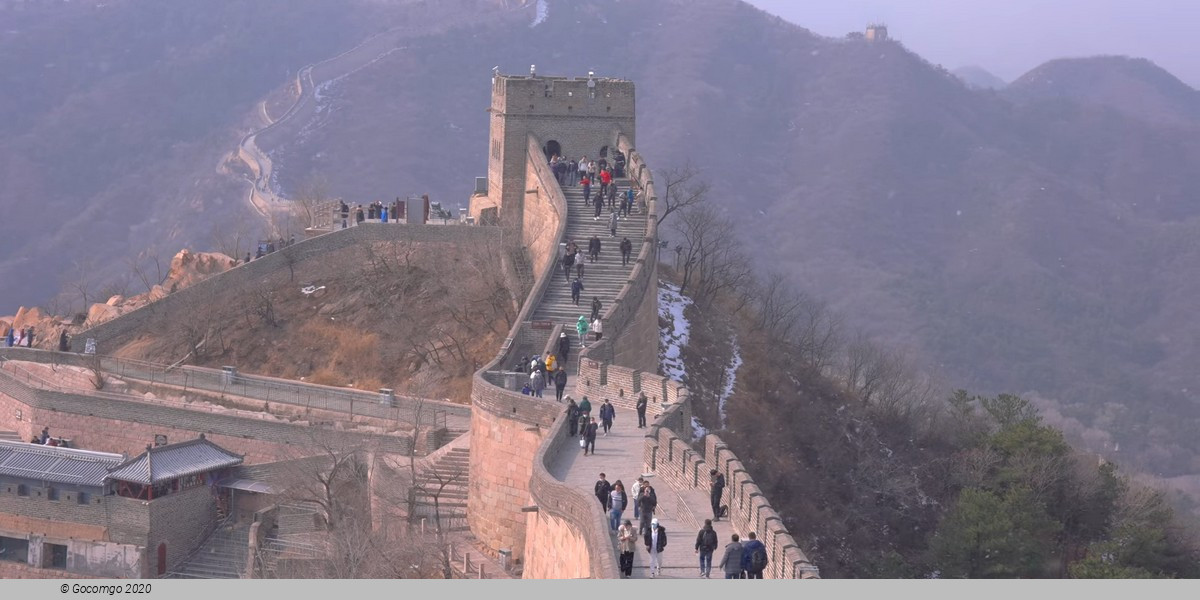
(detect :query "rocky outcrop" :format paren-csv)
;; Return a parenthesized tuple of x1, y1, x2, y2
(2, 249, 237, 347)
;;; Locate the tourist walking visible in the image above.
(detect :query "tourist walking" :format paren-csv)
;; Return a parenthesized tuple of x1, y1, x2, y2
(644, 518, 667, 578)
(24, 326, 34, 348)
(588, 235, 601, 262)
(58, 330, 68, 352)
(578, 396, 592, 417)
(554, 367, 568, 402)
(719, 534, 745, 579)
(742, 532, 768, 579)
(576, 316, 589, 348)
(5, 327, 14, 347)
(609, 210, 618, 237)
(620, 237, 633, 266)
(530, 369, 545, 398)
(571, 277, 584, 305)
(567, 398, 579, 437)
(591, 317, 603, 341)
(638, 484, 658, 535)
(631, 477, 644, 519)
(637, 393, 648, 428)
(695, 519, 719, 578)
(595, 473, 612, 511)
(563, 250, 575, 282)
(558, 331, 571, 363)
(710, 469, 726, 521)
(600, 399, 615, 435)
(618, 520, 637, 578)
(609, 481, 627, 531)
(591, 296, 602, 322)
(581, 175, 592, 206)
(584, 417, 599, 455)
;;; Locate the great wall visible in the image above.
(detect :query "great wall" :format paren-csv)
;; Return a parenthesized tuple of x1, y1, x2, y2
(0, 71, 817, 579)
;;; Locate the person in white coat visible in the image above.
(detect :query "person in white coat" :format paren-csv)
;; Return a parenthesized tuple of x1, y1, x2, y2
(591, 317, 603, 341)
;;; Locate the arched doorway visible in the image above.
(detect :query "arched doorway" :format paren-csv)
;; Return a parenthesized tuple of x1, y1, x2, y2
(599, 145, 609, 159)
(156, 543, 167, 576)
(544, 140, 561, 159)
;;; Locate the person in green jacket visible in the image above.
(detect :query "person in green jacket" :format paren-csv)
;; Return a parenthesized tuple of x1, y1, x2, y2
(578, 396, 592, 417)
(576, 315, 589, 347)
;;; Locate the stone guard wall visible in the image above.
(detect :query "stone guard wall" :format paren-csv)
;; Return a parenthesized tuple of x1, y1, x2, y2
(73, 224, 501, 354)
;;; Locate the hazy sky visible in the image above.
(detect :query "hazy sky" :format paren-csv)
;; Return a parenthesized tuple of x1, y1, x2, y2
(745, 0, 1200, 88)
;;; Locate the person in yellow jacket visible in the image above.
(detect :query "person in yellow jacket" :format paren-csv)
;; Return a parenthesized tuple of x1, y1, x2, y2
(546, 353, 557, 372)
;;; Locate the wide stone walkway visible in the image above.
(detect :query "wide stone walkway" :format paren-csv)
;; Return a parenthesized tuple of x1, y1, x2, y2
(548, 407, 738, 579)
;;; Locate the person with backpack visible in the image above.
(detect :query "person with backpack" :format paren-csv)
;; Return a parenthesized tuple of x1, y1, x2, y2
(594, 473, 612, 511)
(578, 396, 592, 417)
(571, 277, 585, 306)
(553, 367, 568, 402)
(636, 393, 648, 428)
(719, 534, 745, 579)
(741, 531, 768, 579)
(599, 399, 615, 435)
(644, 517, 667, 578)
(620, 237, 633, 266)
(695, 519, 719, 578)
(710, 469, 726, 521)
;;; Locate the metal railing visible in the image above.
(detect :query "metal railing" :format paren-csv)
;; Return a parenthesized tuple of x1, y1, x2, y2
(97, 355, 453, 429)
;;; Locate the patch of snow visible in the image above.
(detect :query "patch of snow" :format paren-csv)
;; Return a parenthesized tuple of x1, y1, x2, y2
(531, 0, 549, 27)
(691, 416, 708, 439)
(717, 338, 742, 429)
(658, 281, 692, 382)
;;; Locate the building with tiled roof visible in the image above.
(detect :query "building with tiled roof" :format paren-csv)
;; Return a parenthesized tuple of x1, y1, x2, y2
(0, 435, 246, 578)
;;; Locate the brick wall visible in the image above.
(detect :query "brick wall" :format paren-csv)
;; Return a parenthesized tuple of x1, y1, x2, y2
(523, 406, 619, 579)
(638, 400, 819, 579)
(521, 510, 590, 579)
(0, 376, 413, 463)
(146, 485, 218, 572)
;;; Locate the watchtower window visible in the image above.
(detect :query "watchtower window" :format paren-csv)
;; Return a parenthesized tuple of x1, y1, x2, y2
(16, 484, 28, 497)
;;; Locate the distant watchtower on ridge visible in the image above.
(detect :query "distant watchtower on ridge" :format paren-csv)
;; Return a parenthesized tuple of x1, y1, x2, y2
(473, 69, 636, 230)
(865, 23, 889, 42)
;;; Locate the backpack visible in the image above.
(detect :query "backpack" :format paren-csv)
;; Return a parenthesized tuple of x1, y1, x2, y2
(750, 545, 768, 572)
(702, 529, 718, 550)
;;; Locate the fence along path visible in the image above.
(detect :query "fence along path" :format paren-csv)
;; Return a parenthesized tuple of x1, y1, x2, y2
(0, 348, 469, 432)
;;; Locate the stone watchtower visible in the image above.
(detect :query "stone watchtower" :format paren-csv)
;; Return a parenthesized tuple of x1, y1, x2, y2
(474, 69, 636, 230)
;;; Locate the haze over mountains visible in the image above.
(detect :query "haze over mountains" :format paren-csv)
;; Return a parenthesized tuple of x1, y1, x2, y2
(4, 0, 1200, 495)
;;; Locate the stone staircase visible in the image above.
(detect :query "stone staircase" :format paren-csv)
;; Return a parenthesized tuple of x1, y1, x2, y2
(412, 447, 470, 533)
(532, 179, 643, 376)
(165, 517, 251, 579)
(0, 431, 20, 443)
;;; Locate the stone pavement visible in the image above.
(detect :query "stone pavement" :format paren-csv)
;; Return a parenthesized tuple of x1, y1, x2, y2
(548, 407, 738, 579)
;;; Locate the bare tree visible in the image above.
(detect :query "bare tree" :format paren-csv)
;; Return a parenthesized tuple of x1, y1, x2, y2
(210, 221, 255, 263)
(68, 259, 97, 311)
(672, 197, 752, 306)
(293, 174, 330, 231)
(126, 247, 169, 293)
(655, 162, 710, 226)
